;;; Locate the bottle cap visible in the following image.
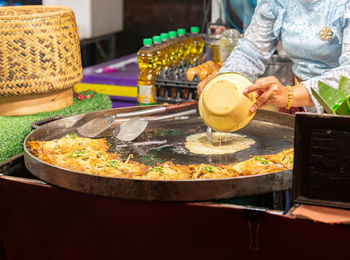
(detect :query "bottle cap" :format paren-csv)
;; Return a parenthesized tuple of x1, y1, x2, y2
(177, 28, 186, 35)
(143, 38, 152, 45)
(190, 26, 199, 33)
(160, 33, 169, 41)
(168, 31, 177, 38)
(152, 36, 161, 43)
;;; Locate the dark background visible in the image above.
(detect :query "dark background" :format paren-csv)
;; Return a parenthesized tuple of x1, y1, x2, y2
(119, 0, 206, 57)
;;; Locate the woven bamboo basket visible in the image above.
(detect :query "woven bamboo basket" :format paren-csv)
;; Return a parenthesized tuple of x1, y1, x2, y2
(0, 6, 83, 115)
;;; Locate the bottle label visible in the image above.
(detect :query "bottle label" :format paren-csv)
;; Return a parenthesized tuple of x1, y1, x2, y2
(137, 85, 156, 105)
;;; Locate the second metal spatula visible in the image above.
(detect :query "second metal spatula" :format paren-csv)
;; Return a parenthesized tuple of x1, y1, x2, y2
(113, 109, 197, 142)
(78, 101, 197, 138)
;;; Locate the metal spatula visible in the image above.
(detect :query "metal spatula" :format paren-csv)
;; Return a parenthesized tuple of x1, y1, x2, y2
(113, 109, 197, 142)
(78, 101, 197, 138)
(113, 117, 148, 142)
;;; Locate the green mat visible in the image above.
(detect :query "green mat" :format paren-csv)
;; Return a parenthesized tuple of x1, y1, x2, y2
(0, 93, 112, 162)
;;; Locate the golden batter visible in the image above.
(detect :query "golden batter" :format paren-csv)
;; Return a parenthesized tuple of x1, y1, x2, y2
(185, 132, 255, 155)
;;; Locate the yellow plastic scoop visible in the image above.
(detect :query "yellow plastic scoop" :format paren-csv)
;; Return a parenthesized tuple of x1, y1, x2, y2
(198, 72, 256, 132)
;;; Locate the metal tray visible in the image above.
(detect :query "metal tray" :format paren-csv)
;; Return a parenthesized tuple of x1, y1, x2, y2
(155, 63, 200, 103)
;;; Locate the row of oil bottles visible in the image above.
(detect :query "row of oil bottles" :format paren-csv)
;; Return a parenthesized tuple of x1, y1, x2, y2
(137, 26, 205, 105)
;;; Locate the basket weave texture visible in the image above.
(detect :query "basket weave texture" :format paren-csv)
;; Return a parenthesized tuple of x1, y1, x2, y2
(0, 6, 82, 96)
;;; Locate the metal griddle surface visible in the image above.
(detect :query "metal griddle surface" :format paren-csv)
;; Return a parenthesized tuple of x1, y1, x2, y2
(107, 118, 293, 166)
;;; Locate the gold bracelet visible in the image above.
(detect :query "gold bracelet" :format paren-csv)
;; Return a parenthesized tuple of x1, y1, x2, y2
(285, 85, 293, 110)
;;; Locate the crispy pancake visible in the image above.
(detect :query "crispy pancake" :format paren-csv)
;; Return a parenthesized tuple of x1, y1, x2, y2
(28, 135, 293, 180)
(267, 148, 294, 169)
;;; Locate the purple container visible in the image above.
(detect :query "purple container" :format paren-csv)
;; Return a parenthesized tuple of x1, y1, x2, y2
(81, 53, 139, 108)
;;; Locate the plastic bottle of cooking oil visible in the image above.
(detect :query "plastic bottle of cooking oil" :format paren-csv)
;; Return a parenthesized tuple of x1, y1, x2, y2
(152, 35, 168, 72)
(189, 26, 204, 64)
(176, 28, 189, 65)
(160, 33, 173, 68)
(137, 38, 157, 105)
(168, 30, 180, 67)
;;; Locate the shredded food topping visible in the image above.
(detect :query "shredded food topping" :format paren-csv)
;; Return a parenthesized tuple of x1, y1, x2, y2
(28, 135, 294, 180)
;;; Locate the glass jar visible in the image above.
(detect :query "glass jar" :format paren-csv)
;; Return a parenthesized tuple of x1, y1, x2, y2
(206, 34, 222, 63)
(219, 29, 241, 62)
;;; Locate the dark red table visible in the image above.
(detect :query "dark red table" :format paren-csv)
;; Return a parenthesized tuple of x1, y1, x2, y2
(0, 174, 349, 260)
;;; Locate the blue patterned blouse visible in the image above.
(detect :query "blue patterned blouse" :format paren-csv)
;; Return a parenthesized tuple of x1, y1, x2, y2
(220, 0, 350, 113)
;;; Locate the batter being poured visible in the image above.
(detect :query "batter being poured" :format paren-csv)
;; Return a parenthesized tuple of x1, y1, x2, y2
(185, 132, 255, 155)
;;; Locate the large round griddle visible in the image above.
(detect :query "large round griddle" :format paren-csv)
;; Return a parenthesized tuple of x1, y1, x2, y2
(23, 107, 294, 201)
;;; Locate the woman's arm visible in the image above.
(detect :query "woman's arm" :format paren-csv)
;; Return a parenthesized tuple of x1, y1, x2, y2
(198, 0, 279, 95)
(243, 76, 314, 112)
(219, 0, 279, 81)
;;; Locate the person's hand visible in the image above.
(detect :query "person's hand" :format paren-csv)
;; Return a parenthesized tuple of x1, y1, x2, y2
(243, 76, 289, 112)
(196, 72, 217, 97)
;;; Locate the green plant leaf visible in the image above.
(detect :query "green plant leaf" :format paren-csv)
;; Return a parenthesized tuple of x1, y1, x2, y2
(311, 87, 335, 114)
(334, 97, 350, 115)
(318, 81, 346, 109)
(338, 76, 350, 97)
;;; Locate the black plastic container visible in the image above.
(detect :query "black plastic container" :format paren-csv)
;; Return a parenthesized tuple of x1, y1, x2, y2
(155, 61, 202, 103)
